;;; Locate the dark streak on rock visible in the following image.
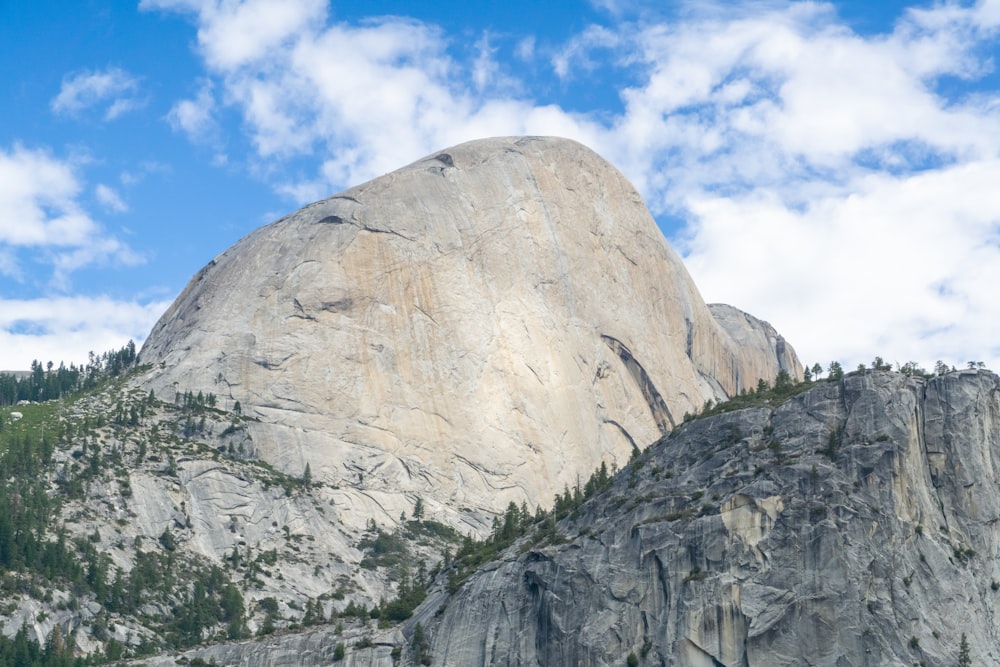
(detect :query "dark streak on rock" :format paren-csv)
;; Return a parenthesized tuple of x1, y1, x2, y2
(602, 334, 675, 433)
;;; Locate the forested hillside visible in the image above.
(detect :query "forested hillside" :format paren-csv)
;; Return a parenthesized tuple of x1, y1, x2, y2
(0, 342, 137, 407)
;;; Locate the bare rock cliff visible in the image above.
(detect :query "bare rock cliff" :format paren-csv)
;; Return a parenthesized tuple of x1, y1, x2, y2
(139, 136, 799, 530)
(404, 370, 1000, 666)
(142, 370, 1000, 666)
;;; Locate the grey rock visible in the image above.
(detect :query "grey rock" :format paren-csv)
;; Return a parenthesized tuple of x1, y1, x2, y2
(142, 370, 1000, 666)
(138, 136, 800, 539)
(708, 303, 799, 379)
(399, 370, 1000, 666)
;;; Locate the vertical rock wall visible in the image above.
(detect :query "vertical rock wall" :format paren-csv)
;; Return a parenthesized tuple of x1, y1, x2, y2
(414, 371, 1000, 666)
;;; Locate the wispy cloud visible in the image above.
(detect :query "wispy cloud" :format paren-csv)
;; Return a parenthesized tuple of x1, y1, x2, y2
(0, 145, 142, 287)
(120, 160, 171, 186)
(146, 1, 608, 196)
(168, 84, 215, 138)
(147, 0, 1000, 370)
(51, 67, 144, 120)
(551, 25, 621, 80)
(96, 184, 128, 213)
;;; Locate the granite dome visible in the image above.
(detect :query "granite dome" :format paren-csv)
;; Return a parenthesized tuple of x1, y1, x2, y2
(139, 136, 800, 530)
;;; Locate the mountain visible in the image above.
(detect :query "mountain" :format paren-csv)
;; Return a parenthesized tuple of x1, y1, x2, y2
(137, 136, 799, 535)
(0, 136, 811, 664)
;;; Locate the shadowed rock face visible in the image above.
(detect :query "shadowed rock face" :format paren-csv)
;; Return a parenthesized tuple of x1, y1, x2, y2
(403, 370, 1000, 667)
(139, 136, 799, 531)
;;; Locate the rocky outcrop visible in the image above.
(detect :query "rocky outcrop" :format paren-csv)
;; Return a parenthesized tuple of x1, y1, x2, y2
(138, 136, 799, 534)
(142, 369, 1000, 666)
(402, 370, 1000, 666)
(708, 303, 799, 382)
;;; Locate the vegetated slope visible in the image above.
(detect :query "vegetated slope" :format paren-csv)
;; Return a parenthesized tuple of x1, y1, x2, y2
(400, 369, 1000, 666)
(0, 362, 461, 664)
(144, 368, 1000, 666)
(137, 136, 800, 542)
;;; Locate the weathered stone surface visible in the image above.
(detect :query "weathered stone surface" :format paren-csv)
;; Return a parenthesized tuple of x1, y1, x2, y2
(145, 370, 1000, 666)
(138, 625, 402, 667)
(708, 303, 799, 384)
(398, 370, 1000, 666)
(138, 136, 799, 534)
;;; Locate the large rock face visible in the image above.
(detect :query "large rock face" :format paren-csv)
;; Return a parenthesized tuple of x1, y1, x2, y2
(403, 370, 1000, 666)
(142, 369, 1000, 666)
(139, 136, 798, 529)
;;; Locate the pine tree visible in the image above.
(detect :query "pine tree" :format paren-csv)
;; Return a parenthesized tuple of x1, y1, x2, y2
(959, 632, 971, 667)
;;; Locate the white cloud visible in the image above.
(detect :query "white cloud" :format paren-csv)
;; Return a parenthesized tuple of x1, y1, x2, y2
(0, 145, 141, 286)
(149, 0, 1000, 371)
(0, 248, 21, 281)
(682, 159, 1000, 370)
(49, 237, 144, 291)
(551, 25, 621, 80)
(167, 81, 219, 144)
(0, 146, 97, 246)
(617, 2, 1000, 370)
(51, 67, 143, 120)
(515, 36, 536, 61)
(146, 1, 609, 194)
(140, 0, 327, 69)
(0, 296, 171, 370)
(120, 160, 171, 186)
(199, 14, 604, 194)
(96, 184, 128, 213)
(473, 33, 499, 92)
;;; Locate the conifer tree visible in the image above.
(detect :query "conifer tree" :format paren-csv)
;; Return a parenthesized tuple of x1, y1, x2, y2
(959, 632, 971, 667)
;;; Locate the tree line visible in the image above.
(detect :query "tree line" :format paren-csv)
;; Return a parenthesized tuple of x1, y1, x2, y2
(0, 342, 137, 406)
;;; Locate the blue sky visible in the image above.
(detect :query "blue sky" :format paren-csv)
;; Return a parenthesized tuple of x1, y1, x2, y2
(3, 0, 1000, 374)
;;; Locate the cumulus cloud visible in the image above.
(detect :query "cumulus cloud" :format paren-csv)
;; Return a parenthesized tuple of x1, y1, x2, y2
(620, 2, 1000, 370)
(145, 1, 608, 192)
(681, 160, 1000, 369)
(0, 145, 142, 286)
(140, 0, 328, 69)
(51, 67, 143, 120)
(148, 0, 1000, 371)
(0, 296, 170, 370)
